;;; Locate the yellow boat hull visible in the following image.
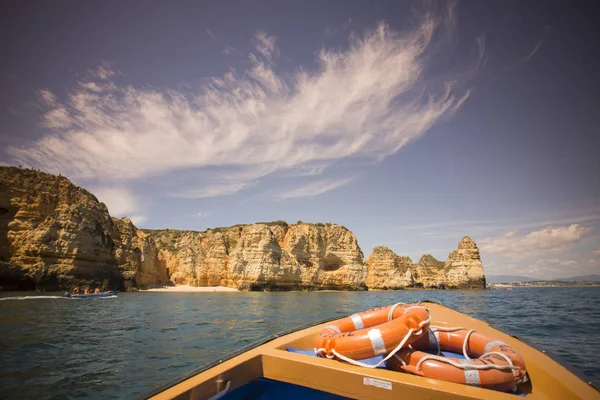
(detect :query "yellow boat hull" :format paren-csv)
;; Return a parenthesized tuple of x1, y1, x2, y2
(146, 302, 599, 399)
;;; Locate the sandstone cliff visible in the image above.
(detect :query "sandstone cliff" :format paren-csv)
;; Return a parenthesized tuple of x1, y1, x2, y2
(144, 221, 367, 291)
(0, 167, 168, 291)
(1, 167, 486, 291)
(413, 254, 446, 288)
(365, 237, 486, 289)
(365, 246, 413, 289)
(444, 236, 487, 289)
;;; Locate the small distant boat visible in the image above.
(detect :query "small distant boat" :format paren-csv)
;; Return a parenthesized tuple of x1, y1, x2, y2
(145, 301, 599, 400)
(64, 291, 118, 299)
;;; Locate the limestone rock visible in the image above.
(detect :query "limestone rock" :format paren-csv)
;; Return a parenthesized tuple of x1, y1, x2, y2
(413, 254, 446, 288)
(1, 167, 486, 292)
(366, 237, 486, 290)
(145, 222, 367, 291)
(444, 236, 486, 289)
(284, 222, 366, 289)
(144, 227, 487, 291)
(366, 246, 413, 289)
(0, 167, 167, 291)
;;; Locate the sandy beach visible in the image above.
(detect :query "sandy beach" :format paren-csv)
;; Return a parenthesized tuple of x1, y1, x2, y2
(141, 285, 239, 293)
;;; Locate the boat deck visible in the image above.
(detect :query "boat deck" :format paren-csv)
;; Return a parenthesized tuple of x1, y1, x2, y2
(146, 302, 598, 400)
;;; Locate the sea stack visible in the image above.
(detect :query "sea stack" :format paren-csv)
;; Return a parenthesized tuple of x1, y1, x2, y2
(365, 236, 486, 289)
(444, 236, 486, 289)
(1, 166, 486, 291)
(365, 246, 414, 289)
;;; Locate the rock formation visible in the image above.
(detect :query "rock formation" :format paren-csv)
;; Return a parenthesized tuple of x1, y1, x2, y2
(365, 247, 414, 289)
(1, 167, 486, 291)
(144, 221, 367, 291)
(444, 236, 486, 289)
(0, 167, 168, 291)
(413, 254, 446, 288)
(365, 237, 486, 289)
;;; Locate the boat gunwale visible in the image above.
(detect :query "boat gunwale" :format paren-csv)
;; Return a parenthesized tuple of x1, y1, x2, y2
(141, 314, 343, 399)
(142, 299, 599, 399)
(421, 300, 599, 392)
(469, 307, 599, 392)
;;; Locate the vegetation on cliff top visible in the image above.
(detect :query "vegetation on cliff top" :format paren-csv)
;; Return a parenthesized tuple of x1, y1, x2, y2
(1, 167, 485, 291)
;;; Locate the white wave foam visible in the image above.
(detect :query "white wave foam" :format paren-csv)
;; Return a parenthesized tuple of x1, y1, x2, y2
(70, 295, 118, 300)
(0, 296, 68, 301)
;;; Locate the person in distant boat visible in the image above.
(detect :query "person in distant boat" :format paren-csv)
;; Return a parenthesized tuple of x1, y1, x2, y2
(72, 287, 80, 294)
(94, 288, 100, 293)
(84, 288, 90, 294)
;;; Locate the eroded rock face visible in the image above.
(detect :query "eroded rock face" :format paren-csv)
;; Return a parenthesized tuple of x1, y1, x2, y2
(145, 227, 486, 291)
(413, 254, 446, 288)
(1, 167, 486, 291)
(228, 224, 298, 290)
(366, 237, 486, 290)
(145, 222, 367, 291)
(366, 247, 413, 289)
(285, 223, 366, 289)
(444, 236, 486, 289)
(0, 167, 167, 291)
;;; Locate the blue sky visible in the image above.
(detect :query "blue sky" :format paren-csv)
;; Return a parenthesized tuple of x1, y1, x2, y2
(1, 1, 598, 278)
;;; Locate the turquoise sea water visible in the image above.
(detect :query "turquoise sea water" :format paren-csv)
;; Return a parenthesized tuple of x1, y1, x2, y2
(1, 287, 599, 399)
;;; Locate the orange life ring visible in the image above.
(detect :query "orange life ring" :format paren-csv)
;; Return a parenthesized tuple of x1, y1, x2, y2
(387, 328, 528, 392)
(315, 303, 430, 360)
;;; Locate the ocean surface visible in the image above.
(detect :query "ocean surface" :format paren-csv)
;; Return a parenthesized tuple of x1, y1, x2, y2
(1, 287, 599, 399)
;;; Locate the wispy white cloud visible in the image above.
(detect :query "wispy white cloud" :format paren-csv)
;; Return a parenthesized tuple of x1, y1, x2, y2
(401, 219, 498, 231)
(90, 186, 142, 218)
(9, 11, 476, 199)
(532, 258, 561, 265)
(486, 248, 600, 279)
(222, 45, 238, 56)
(39, 89, 57, 106)
(523, 26, 550, 63)
(560, 260, 578, 267)
(417, 232, 469, 239)
(398, 210, 600, 237)
(277, 177, 355, 200)
(129, 214, 148, 226)
(486, 257, 585, 279)
(195, 211, 212, 218)
(93, 63, 115, 80)
(481, 224, 594, 259)
(275, 164, 330, 178)
(206, 29, 214, 37)
(325, 17, 354, 38)
(523, 37, 544, 62)
(43, 107, 71, 129)
(173, 180, 259, 199)
(254, 31, 279, 60)
(516, 212, 600, 230)
(90, 186, 148, 226)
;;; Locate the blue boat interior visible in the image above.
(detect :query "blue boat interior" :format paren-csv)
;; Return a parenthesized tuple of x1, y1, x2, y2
(220, 378, 351, 400)
(212, 348, 526, 399)
(286, 345, 468, 369)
